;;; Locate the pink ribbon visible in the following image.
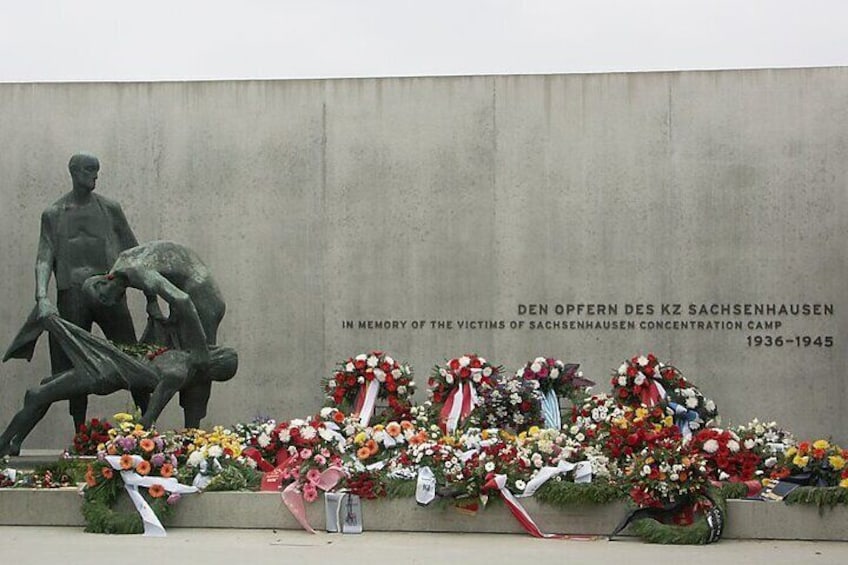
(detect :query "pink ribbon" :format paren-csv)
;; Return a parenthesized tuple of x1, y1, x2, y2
(281, 466, 346, 533)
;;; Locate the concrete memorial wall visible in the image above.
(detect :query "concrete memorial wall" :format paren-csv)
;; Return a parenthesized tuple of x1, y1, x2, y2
(0, 67, 845, 448)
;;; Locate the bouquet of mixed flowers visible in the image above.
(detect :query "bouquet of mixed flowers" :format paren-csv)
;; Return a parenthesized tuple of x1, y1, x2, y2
(69, 417, 113, 456)
(663, 380, 718, 437)
(428, 354, 500, 433)
(324, 351, 416, 425)
(689, 428, 762, 482)
(171, 426, 250, 488)
(601, 405, 681, 477)
(477, 374, 544, 433)
(517, 426, 609, 481)
(771, 439, 848, 487)
(568, 393, 628, 445)
(626, 437, 710, 509)
(517, 357, 593, 428)
(233, 417, 279, 469)
(732, 419, 795, 475)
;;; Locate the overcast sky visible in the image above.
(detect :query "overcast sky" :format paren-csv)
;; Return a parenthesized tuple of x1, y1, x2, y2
(1, 0, 846, 82)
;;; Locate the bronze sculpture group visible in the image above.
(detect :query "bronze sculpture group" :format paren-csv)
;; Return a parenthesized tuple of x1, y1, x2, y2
(0, 154, 237, 457)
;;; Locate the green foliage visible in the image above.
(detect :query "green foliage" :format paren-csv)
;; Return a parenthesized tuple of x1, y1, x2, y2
(204, 463, 261, 492)
(534, 479, 627, 507)
(81, 477, 173, 534)
(715, 481, 750, 500)
(33, 458, 91, 484)
(785, 486, 848, 512)
(384, 478, 417, 499)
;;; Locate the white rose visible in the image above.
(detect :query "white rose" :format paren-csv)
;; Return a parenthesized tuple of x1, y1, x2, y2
(459, 356, 471, 367)
(208, 445, 223, 458)
(618, 364, 628, 374)
(397, 385, 407, 395)
(367, 355, 378, 368)
(327, 380, 336, 389)
(727, 440, 740, 453)
(257, 433, 271, 448)
(719, 471, 730, 481)
(686, 397, 698, 409)
(744, 439, 755, 450)
(765, 456, 778, 468)
(300, 426, 317, 440)
(473, 372, 482, 383)
(446, 374, 454, 384)
(482, 367, 492, 377)
(355, 354, 367, 362)
(278, 429, 291, 443)
(514, 480, 526, 492)
(320, 407, 334, 418)
(345, 362, 355, 372)
(392, 369, 402, 379)
(550, 368, 560, 379)
(484, 462, 495, 472)
(357, 376, 365, 384)
(374, 368, 386, 382)
(706, 400, 716, 412)
(530, 361, 543, 373)
(618, 376, 628, 386)
(637, 356, 649, 367)
(385, 356, 394, 365)
(634, 373, 646, 386)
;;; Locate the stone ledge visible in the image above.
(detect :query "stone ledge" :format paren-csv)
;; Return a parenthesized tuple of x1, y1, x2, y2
(1, 488, 846, 540)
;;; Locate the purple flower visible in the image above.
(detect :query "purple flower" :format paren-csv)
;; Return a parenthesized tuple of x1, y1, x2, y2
(151, 453, 166, 467)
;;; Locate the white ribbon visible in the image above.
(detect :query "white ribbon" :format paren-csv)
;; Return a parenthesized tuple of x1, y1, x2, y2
(358, 379, 381, 427)
(191, 457, 223, 490)
(415, 466, 436, 505)
(517, 460, 592, 498)
(541, 389, 561, 429)
(105, 455, 198, 537)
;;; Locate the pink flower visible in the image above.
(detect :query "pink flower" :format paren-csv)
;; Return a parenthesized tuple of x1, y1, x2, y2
(314, 455, 327, 465)
(303, 484, 318, 502)
(306, 468, 322, 485)
(299, 448, 313, 460)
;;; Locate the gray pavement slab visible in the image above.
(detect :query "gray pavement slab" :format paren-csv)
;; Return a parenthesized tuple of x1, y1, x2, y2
(2, 527, 847, 565)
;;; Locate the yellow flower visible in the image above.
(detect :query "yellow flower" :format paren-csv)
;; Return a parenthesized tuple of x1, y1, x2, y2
(113, 412, 134, 423)
(527, 426, 540, 437)
(793, 455, 809, 468)
(840, 478, 848, 488)
(517, 431, 527, 442)
(373, 424, 385, 432)
(353, 432, 367, 445)
(481, 430, 490, 440)
(829, 456, 846, 471)
(663, 416, 674, 428)
(635, 407, 648, 421)
(813, 439, 830, 451)
(785, 446, 797, 458)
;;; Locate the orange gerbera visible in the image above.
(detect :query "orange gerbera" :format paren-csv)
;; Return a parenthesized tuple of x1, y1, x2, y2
(120, 454, 135, 470)
(107, 444, 118, 456)
(332, 411, 346, 424)
(356, 446, 371, 460)
(409, 431, 427, 446)
(139, 438, 156, 453)
(85, 466, 97, 488)
(101, 467, 114, 480)
(365, 439, 379, 456)
(160, 463, 174, 478)
(135, 460, 152, 476)
(148, 484, 166, 498)
(386, 422, 402, 437)
(400, 420, 414, 431)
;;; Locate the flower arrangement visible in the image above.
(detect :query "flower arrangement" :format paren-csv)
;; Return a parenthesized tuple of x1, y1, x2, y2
(171, 426, 250, 488)
(568, 393, 628, 447)
(689, 428, 762, 482)
(233, 417, 279, 468)
(477, 374, 544, 433)
(324, 351, 416, 424)
(626, 438, 710, 508)
(348, 419, 420, 468)
(69, 417, 113, 456)
(663, 381, 718, 436)
(771, 439, 848, 487)
(601, 405, 681, 475)
(428, 354, 500, 433)
(517, 426, 609, 480)
(610, 354, 682, 408)
(732, 419, 795, 475)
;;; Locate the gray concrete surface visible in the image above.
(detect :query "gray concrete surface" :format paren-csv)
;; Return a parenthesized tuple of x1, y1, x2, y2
(2, 527, 847, 565)
(0, 68, 845, 448)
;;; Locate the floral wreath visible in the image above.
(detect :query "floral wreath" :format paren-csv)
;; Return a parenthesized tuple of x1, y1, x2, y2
(428, 354, 500, 433)
(518, 357, 594, 429)
(323, 351, 416, 425)
(478, 375, 544, 433)
(610, 353, 680, 408)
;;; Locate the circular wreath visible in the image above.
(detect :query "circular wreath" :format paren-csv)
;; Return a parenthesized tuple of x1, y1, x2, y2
(478, 374, 544, 433)
(323, 351, 416, 422)
(428, 354, 500, 430)
(517, 357, 593, 400)
(610, 353, 680, 407)
(81, 465, 174, 534)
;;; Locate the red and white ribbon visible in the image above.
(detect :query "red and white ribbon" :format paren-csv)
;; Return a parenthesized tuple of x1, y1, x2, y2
(484, 473, 593, 540)
(104, 455, 198, 537)
(639, 376, 667, 406)
(354, 379, 381, 427)
(440, 380, 479, 434)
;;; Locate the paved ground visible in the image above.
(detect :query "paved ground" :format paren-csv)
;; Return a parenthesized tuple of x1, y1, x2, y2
(2, 527, 847, 564)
